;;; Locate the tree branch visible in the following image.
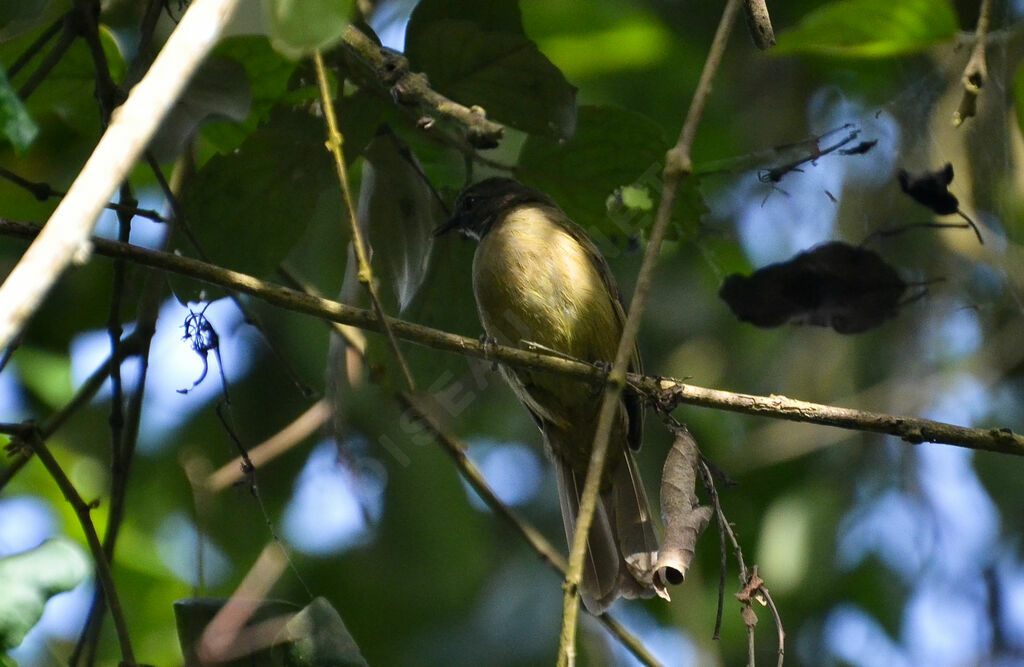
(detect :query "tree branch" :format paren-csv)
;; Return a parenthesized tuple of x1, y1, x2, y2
(953, 0, 993, 127)
(17, 428, 136, 664)
(340, 25, 505, 149)
(1, 217, 1021, 459)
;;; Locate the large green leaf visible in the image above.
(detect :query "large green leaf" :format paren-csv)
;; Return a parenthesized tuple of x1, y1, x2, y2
(519, 105, 705, 244)
(201, 37, 302, 155)
(405, 0, 577, 139)
(0, 66, 36, 153)
(261, 0, 354, 60)
(1015, 63, 1024, 150)
(0, 538, 90, 650)
(181, 109, 336, 287)
(774, 0, 958, 58)
(14, 26, 125, 137)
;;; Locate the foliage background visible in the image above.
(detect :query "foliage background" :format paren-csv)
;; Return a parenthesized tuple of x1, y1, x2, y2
(1, 0, 1024, 665)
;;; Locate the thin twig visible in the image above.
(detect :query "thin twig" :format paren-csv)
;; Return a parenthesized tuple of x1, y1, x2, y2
(0, 333, 143, 492)
(0, 166, 167, 222)
(313, 50, 416, 391)
(206, 399, 331, 492)
(17, 14, 78, 100)
(557, 1, 743, 663)
(20, 431, 136, 664)
(953, 0, 994, 127)
(762, 584, 785, 667)
(142, 152, 315, 397)
(7, 16, 65, 79)
(3, 216, 1022, 458)
(0, 0, 242, 354)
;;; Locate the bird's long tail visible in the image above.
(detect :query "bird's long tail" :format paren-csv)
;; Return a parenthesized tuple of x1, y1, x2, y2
(553, 444, 666, 615)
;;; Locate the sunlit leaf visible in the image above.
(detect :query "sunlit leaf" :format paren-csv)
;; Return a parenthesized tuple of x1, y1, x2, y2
(0, 66, 37, 153)
(0, 538, 90, 650)
(774, 0, 957, 58)
(261, 0, 354, 60)
(405, 0, 577, 139)
(13, 346, 71, 408)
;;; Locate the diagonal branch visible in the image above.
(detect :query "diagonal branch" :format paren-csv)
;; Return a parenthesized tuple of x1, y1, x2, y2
(0, 0, 242, 353)
(1, 216, 1022, 459)
(313, 51, 416, 391)
(340, 25, 505, 149)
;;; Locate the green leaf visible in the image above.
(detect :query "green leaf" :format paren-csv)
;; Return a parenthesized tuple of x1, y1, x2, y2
(405, 0, 577, 139)
(174, 597, 299, 665)
(261, 0, 354, 60)
(774, 0, 958, 58)
(0, 66, 37, 153)
(275, 597, 368, 666)
(0, 538, 90, 650)
(181, 109, 336, 287)
(201, 36, 301, 154)
(519, 105, 705, 244)
(174, 597, 366, 666)
(17, 26, 125, 137)
(149, 56, 251, 162)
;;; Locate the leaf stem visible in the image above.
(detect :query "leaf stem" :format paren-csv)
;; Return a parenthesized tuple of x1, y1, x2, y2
(312, 51, 417, 392)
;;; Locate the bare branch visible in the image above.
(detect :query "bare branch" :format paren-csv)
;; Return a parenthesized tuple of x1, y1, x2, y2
(2, 217, 1022, 459)
(341, 25, 505, 149)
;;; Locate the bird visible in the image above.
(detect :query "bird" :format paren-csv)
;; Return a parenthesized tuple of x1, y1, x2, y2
(435, 177, 666, 614)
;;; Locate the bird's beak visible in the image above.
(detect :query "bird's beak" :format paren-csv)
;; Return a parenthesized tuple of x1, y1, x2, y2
(433, 214, 463, 237)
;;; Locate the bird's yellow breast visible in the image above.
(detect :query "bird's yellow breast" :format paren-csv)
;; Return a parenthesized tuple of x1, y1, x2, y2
(472, 205, 621, 367)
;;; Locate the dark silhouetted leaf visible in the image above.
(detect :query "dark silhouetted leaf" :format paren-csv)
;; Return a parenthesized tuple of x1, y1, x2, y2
(719, 241, 908, 334)
(404, 0, 577, 139)
(180, 109, 337, 295)
(149, 56, 251, 162)
(897, 163, 957, 215)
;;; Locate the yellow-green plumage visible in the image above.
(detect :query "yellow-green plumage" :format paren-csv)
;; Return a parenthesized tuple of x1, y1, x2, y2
(472, 205, 627, 468)
(437, 178, 665, 614)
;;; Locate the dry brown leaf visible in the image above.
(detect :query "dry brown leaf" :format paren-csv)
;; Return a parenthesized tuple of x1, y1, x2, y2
(654, 424, 712, 585)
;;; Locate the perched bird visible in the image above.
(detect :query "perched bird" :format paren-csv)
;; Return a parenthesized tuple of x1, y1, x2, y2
(435, 177, 665, 613)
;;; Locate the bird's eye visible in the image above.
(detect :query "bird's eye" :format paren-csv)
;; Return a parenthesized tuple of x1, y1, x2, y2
(463, 196, 477, 208)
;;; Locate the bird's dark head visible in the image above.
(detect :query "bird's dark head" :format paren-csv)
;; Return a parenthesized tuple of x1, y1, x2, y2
(434, 177, 554, 240)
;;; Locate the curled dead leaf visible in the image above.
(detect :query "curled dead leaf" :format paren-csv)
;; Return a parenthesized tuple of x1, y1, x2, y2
(655, 425, 712, 586)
